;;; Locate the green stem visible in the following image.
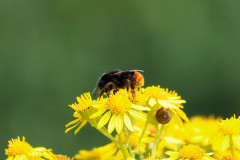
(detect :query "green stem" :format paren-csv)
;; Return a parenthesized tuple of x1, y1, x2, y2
(98, 127, 118, 143)
(118, 132, 131, 159)
(91, 117, 131, 158)
(124, 129, 135, 158)
(230, 135, 235, 156)
(83, 114, 118, 144)
(151, 124, 164, 158)
(134, 110, 153, 151)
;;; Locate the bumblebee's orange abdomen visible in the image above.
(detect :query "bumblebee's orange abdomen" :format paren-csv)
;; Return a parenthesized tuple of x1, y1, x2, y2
(134, 72, 144, 87)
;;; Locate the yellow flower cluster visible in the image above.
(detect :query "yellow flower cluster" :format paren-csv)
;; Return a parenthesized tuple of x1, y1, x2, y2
(4, 81, 240, 159)
(5, 136, 70, 160)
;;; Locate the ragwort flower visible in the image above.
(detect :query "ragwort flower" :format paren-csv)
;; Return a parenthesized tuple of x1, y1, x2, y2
(183, 116, 220, 146)
(210, 115, 240, 152)
(214, 150, 240, 160)
(68, 92, 97, 117)
(90, 91, 150, 134)
(73, 143, 117, 160)
(5, 136, 55, 160)
(66, 92, 103, 134)
(144, 86, 186, 110)
(144, 86, 188, 127)
(165, 144, 214, 160)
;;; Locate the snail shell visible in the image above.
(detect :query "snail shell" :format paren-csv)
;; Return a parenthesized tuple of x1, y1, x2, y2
(155, 107, 171, 124)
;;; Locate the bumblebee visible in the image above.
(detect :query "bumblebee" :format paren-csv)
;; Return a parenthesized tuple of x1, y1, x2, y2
(92, 70, 144, 97)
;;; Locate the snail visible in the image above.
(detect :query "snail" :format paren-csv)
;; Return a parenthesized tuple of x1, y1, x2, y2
(155, 107, 171, 124)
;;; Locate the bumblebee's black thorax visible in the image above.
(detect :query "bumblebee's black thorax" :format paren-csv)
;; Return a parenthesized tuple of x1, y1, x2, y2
(97, 70, 135, 90)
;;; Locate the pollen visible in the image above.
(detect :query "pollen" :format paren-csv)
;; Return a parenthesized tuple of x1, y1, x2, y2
(5, 136, 33, 157)
(144, 86, 166, 99)
(106, 94, 132, 114)
(179, 144, 205, 159)
(219, 115, 240, 135)
(135, 72, 144, 87)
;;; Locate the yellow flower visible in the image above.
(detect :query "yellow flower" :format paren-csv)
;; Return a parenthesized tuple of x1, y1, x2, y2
(144, 86, 188, 127)
(156, 136, 185, 157)
(165, 144, 214, 160)
(222, 156, 239, 160)
(68, 92, 98, 116)
(214, 150, 240, 160)
(210, 115, 240, 152)
(5, 136, 56, 160)
(65, 112, 87, 135)
(66, 93, 104, 134)
(73, 143, 117, 160)
(144, 86, 186, 110)
(90, 91, 150, 134)
(183, 116, 220, 146)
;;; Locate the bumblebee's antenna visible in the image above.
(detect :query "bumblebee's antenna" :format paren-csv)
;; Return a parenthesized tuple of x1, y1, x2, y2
(91, 86, 98, 98)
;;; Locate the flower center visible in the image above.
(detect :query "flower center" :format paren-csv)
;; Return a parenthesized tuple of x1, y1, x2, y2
(179, 144, 205, 159)
(222, 155, 238, 160)
(106, 94, 132, 114)
(5, 137, 33, 156)
(144, 86, 166, 99)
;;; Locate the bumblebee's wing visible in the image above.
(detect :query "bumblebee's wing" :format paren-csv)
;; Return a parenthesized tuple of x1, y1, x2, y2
(128, 69, 144, 72)
(93, 70, 121, 93)
(112, 70, 144, 75)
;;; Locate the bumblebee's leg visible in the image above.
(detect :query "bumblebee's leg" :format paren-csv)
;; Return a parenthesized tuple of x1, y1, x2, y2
(101, 82, 118, 97)
(99, 90, 104, 98)
(113, 89, 119, 95)
(126, 80, 135, 98)
(131, 89, 135, 98)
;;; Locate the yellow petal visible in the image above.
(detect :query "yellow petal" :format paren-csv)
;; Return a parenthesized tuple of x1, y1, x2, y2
(65, 122, 80, 133)
(123, 114, 133, 132)
(132, 104, 150, 111)
(74, 120, 87, 135)
(116, 114, 123, 134)
(172, 114, 183, 128)
(233, 135, 240, 150)
(97, 111, 111, 129)
(164, 137, 184, 144)
(128, 110, 146, 120)
(176, 109, 189, 122)
(149, 98, 156, 107)
(158, 100, 179, 110)
(165, 151, 179, 159)
(90, 109, 107, 119)
(65, 118, 80, 127)
(221, 135, 230, 151)
(168, 100, 186, 104)
(108, 113, 117, 134)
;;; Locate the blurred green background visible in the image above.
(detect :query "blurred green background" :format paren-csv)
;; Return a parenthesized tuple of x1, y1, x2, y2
(1, 0, 240, 158)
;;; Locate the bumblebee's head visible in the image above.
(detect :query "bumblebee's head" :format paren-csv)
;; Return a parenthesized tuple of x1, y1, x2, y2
(134, 72, 144, 87)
